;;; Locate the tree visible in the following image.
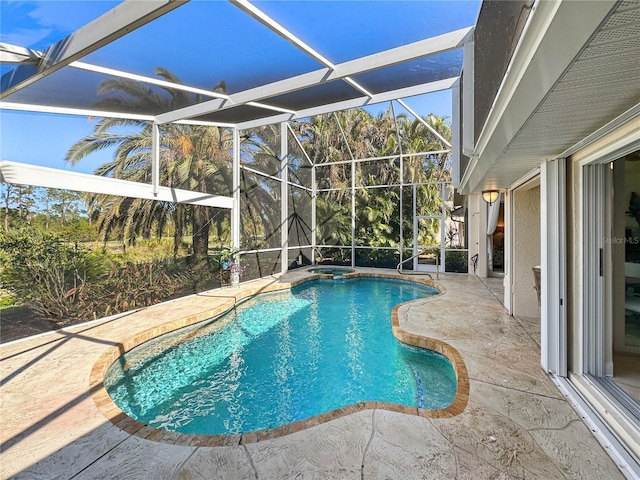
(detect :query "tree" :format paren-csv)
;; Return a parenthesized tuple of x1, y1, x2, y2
(0, 183, 39, 230)
(16, 185, 37, 221)
(292, 107, 452, 253)
(66, 69, 233, 267)
(45, 189, 83, 226)
(398, 114, 452, 183)
(1, 183, 16, 231)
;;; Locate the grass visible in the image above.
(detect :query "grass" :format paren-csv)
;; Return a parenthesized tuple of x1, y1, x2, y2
(0, 290, 18, 310)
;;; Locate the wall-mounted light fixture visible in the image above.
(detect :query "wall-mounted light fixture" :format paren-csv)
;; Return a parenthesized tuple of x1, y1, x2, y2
(481, 190, 500, 206)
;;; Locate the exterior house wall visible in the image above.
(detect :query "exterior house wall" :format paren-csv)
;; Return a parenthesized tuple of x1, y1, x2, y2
(467, 193, 489, 277)
(512, 186, 541, 317)
(473, 0, 533, 143)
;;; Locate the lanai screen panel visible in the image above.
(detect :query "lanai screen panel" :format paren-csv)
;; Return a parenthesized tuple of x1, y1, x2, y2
(261, 82, 363, 113)
(354, 186, 401, 268)
(288, 185, 312, 248)
(253, 1, 479, 63)
(241, 126, 282, 178)
(294, 113, 354, 165)
(80, 1, 324, 94)
(316, 190, 351, 246)
(315, 163, 351, 190)
(1, 0, 479, 278)
(0, 1, 122, 59)
(287, 133, 312, 188)
(2, 0, 479, 123)
(194, 105, 285, 127)
(240, 170, 281, 251)
(356, 159, 401, 187)
(351, 50, 464, 95)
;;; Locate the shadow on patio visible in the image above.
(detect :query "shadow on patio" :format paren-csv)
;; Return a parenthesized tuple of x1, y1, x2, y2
(0, 270, 625, 479)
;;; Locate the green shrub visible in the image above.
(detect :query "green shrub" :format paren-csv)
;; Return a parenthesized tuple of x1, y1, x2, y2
(0, 227, 199, 322)
(355, 248, 398, 268)
(0, 226, 108, 319)
(91, 258, 191, 316)
(445, 250, 468, 273)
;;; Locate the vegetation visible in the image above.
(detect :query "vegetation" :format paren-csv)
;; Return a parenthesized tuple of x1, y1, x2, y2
(0, 225, 219, 322)
(292, 109, 452, 255)
(1, 69, 460, 330)
(65, 70, 233, 279)
(0, 226, 107, 319)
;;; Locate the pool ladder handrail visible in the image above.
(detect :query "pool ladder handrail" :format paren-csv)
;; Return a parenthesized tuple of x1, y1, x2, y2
(396, 248, 439, 280)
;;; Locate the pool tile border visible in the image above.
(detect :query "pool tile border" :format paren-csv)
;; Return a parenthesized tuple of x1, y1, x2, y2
(90, 270, 469, 445)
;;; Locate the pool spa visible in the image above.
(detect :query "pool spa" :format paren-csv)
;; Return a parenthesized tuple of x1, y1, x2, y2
(307, 266, 356, 276)
(103, 277, 457, 436)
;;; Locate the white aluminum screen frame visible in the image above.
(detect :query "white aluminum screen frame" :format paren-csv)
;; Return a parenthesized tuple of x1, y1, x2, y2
(540, 158, 567, 376)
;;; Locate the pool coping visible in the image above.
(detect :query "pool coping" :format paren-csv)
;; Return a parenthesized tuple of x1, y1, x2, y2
(89, 270, 469, 446)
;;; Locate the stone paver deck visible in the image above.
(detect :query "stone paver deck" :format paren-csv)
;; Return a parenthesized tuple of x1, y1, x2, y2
(0, 268, 626, 479)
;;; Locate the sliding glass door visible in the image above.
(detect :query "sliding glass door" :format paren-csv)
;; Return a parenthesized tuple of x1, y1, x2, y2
(583, 150, 640, 406)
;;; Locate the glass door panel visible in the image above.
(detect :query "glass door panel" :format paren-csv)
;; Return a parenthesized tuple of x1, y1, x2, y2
(612, 153, 640, 357)
(414, 216, 443, 272)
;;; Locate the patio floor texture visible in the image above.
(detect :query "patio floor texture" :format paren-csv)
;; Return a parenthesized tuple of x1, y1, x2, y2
(0, 269, 626, 479)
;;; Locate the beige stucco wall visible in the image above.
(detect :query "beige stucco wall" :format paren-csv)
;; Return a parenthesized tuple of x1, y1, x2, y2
(467, 194, 489, 277)
(512, 186, 541, 317)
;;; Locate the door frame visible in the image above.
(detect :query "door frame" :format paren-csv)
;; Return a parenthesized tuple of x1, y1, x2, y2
(412, 183, 446, 272)
(579, 135, 640, 376)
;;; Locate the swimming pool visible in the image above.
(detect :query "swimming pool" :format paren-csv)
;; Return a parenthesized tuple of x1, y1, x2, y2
(104, 278, 456, 435)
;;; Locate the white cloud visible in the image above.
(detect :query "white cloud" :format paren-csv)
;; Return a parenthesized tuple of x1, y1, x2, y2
(0, 26, 52, 49)
(0, 1, 120, 49)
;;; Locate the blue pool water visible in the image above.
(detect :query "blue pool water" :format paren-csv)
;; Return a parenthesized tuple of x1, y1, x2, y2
(104, 278, 456, 435)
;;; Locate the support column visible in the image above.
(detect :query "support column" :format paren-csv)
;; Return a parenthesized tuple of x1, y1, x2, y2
(311, 160, 317, 265)
(231, 128, 241, 254)
(351, 152, 355, 267)
(152, 122, 160, 196)
(504, 189, 513, 312)
(468, 194, 488, 277)
(281, 122, 289, 274)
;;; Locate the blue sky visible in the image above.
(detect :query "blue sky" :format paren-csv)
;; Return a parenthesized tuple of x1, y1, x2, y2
(0, 1, 119, 52)
(0, 1, 478, 175)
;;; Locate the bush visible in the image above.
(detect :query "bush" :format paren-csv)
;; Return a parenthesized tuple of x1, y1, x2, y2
(0, 226, 108, 319)
(91, 258, 192, 316)
(0, 226, 202, 322)
(355, 248, 398, 268)
(445, 250, 468, 273)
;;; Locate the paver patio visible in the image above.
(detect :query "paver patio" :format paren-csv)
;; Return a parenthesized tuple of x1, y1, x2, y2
(0, 269, 626, 479)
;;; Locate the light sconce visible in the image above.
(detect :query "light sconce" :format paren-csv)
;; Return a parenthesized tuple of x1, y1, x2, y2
(481, 190, 500, 206)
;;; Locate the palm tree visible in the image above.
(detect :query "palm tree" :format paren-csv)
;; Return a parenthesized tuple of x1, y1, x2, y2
(66, 69, 232, 266)
(399, 114, 452, 183)
(293, 107, 452, 255)
(238, 124, 286, 251)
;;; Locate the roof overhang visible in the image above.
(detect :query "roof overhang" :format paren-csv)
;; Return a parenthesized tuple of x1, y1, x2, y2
(459, 0, 640, 194)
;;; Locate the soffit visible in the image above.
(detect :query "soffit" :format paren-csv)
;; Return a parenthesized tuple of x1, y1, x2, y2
(466, 0, 640, 193)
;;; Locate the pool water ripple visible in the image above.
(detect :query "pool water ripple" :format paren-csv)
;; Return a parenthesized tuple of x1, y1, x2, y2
(104, 278, 456, 435)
